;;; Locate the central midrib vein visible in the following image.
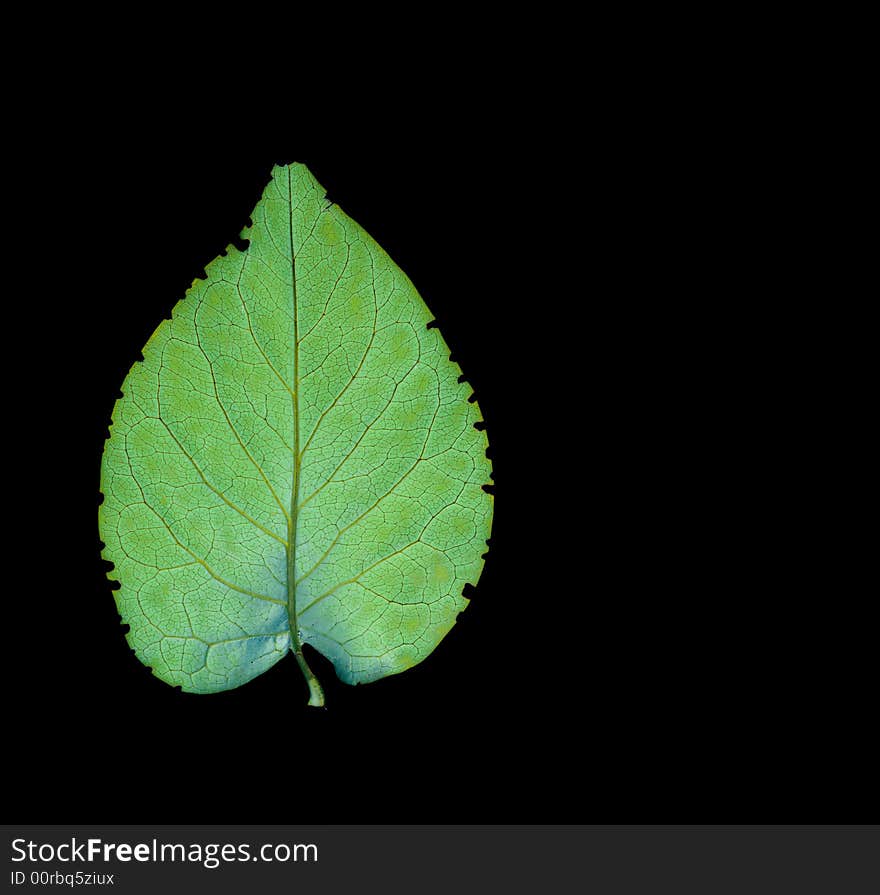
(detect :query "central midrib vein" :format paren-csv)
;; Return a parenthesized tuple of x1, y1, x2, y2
(285, 167, 325, 706)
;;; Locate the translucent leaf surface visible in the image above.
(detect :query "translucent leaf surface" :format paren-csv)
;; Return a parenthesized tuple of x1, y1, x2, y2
(99, 163, 493, 703)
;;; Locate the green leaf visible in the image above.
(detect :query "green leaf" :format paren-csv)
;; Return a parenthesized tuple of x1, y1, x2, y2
(99, 163, 493, 704)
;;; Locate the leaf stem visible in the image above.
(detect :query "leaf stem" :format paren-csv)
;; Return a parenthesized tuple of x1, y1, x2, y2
(285, 166, 324, 707)
(294, 648, 325, 707)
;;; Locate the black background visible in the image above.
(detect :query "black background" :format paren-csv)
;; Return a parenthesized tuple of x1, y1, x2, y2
(9, 109, 869, 820)
(0, 127, 811, 818)
(2, 11, 876, 837)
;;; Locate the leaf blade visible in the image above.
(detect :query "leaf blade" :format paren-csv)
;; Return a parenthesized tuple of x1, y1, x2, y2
(100, 163, 493, 697)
